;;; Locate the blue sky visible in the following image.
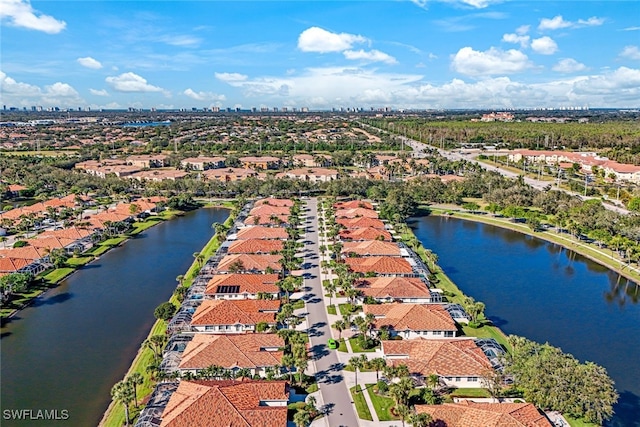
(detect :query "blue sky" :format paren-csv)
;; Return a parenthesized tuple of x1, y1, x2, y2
(1, 0, 639, 110)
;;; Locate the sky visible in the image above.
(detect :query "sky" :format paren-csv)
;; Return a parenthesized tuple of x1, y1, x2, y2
(1, 0, 639, 110)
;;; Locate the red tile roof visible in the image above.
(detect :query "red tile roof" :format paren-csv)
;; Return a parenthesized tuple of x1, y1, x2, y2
(254, 198, 294, 207)
(160, 380, 288, 427)
(228, 239, 284, 254)
(191, 299, 280, 327)
(249, 205, 291, 217)
(244, 214, 289, 226)
(216, 254, 282, 273)
(382, 338, 493, 377)
(333, 200, 373, 210)
(356, 277, 431, 299)
(179, 334, 284, 370)
(336, 217, 385, 229)
(345, 256, 412, 274)
(364, 303, 456, 332)
(340, 227, 392, 241)
(204, 274, 280, 296)
(342, 241, 401, 256)
(335, 208, 379, 219)
(415, 402, 553, 427)
(236, 226, 288, 240)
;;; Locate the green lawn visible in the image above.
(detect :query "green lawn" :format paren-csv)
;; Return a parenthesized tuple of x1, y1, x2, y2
(65, 256, 94, 267)
(565, 416, 599, 427)
(100, 236, 128, 247)
(290, 299, 305, 310)
(337, 338, 349, 352)
(461, 322, 511, 351)
(339, 303, 361, 316)
(349, 337, 378, 353)
(129, 218, 163, 235)
(90, 245, 111, 256)
(350, 385, 374, 421)
(42, 268, 75, 284)
(327, 304, 337, 315)
(366, 385, 398, 421)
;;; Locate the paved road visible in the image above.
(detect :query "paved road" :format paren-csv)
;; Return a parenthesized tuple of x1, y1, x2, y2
(302, 197, 359, 427)
(401, 136, 630, 215)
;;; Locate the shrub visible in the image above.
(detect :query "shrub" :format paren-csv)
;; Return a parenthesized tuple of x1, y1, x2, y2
(377, 380, 389, 394)
(154, 301, 177, 321)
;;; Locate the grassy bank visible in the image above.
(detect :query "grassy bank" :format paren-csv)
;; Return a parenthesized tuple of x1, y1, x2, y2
(428, 207, 640, 285)
(99, 208, 233, 427)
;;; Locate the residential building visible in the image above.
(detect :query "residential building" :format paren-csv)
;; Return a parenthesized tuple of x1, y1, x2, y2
(335, 208, 379, 219)
(342, 241, 401, 257)
(277, 167, 338, 183)
(177, 334, 284, 377)
(216, 254, 283, 273)
(228, 239, 284, 254)
(364, 303, 457, 339)
(340, 227, 392, 241)
(190, 299, 280, 333)
(336, 217, 385, 229)
(126, 154, 168, 168)
(235, 226, 288, 240)
(180, 156, 226, 170)
(345, 256, 412, 275)
(204, 274, 280, 300)
(239, 156, 281, 170)
(355, 277, 437, 303)
(415, 402, 552, 427)
(159, 380, 288, 427)
(202, 167, 258, 182)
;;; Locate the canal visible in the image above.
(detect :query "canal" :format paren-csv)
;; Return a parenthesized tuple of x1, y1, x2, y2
(0, 208, 229, 427)
(411, 215, 640, 427)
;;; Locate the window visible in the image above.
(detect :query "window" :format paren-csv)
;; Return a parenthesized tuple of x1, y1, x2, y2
(205, 326, 213, 331)
(455, 377, 461, 382)
(469, 377, 478, 382)
(433, 331, 442, 335)
(444, 331, 454, 337)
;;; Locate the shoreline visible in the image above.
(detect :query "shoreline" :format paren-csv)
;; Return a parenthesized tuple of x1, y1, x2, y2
(98, 206, 235, 427)
(425, 206, 640, 285)
(0, 210, 184, 322)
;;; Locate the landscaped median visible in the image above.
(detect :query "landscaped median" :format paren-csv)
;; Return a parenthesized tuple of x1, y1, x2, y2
(99, 208, 234, 427)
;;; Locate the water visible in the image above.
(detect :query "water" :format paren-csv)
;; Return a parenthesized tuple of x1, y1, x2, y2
(0, 208, 229, 427)
(411, 215, 640, 427)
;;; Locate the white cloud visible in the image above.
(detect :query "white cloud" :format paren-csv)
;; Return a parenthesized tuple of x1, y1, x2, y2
(622, 26, 640, 31)
(105, 72, 164, 93)
(502, 33, 530, 48)
(89, 88, 109, 96)
(183, 88, 226, 102)
(539, 15, 604, 31)
(451, 47, 533, 76)
(0, 71, 85, 107)
(573, 67, 640, 99)
(214, 72, 248, 83)
(343, 49, 397, 64)
(516, 25, 529, 35)
(159, 35, 202, 47)
(620, 46, 640, 60)
(0, 0, 66, 34)
(411, 0, 503, 9)
(531, 36, 558, 55)
(552, 58, 587, 73)
(0, 70, 41, 96)
(297, 27, 367, 53)
(77, 57, 103, 69)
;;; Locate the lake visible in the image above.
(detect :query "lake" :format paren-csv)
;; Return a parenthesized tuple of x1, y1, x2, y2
(0, 208, 229, 426)
(410, 215, 639, 427)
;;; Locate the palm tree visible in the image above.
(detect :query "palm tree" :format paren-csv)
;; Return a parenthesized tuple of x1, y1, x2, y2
(111, 380, 134, 426)
(427, 373, 440, 390)
(408, 412, 432, 427)
(396, 404, 411, 427)
(278, 276, 297, 302)
(294, 357, 308, 386)
(193, 252, 205, 268)
(324, 279, 337, 306)
(348, 354, 368, 392)
(333, 319, 347, 340)
(144, 334, 167, 361)
(281, 354, 296, 384)
(293, 409, 311, 427)
(127, 372, 143, 408)
(368, 357, 387, 381)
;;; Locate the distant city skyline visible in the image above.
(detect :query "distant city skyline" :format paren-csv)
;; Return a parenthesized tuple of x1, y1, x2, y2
(1, 0, 639, 110)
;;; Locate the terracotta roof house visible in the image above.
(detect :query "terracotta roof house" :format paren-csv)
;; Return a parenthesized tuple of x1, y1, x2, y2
(239, 156, 281, 170)
(277, 168, 338, 183)
(130, 169, 189, 182)
(382, 338, 494, 388)
(0, 257, 31, 275)
(364, 303, 456, 339)
(415, 401, 553, 427)
(191, 299, 280, 333)
(160, 380, 288, 427)
(333, 200, 373, 210)
(126, 154, 167, 168)
(355, 277, 436, 303)
(236, 226, 288, 240)
(345, 256, 412, 275)
(216, 254, 282, 273)
(249, 205, 291, 217)
(228, 239, 284, 255)
(336, 217, 385, 230)
(204, 274, 280, 300)
(178, 334, 284, 377)
(202, 167, 258, 182)
(340, 227, 392, 242)
(342, 241, 401, 257)
(335, 208, 379, 219)
(180, 156, 226, 171)
(254, 198, 294, 207)
(244, 214, 289, 226)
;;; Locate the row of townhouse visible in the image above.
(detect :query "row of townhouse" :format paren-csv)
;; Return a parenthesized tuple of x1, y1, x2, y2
(333, 199, 553, 427)
(508, 149, 640, 183)
(0, 197, 165, 277)
(138, 198, 299, 426)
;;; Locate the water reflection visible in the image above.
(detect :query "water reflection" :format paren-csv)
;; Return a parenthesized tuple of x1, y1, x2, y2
(411, 215, 639, 426)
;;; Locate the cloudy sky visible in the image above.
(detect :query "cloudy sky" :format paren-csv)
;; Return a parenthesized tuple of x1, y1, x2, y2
(1, 0, 639, 110)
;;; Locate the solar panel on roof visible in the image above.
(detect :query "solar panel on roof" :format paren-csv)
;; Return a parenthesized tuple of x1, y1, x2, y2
(216, 285, 240, 294)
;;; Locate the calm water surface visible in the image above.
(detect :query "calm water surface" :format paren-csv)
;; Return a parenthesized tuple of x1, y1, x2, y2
(411, 215, 640, 427)
(0, 208, 229, 426)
